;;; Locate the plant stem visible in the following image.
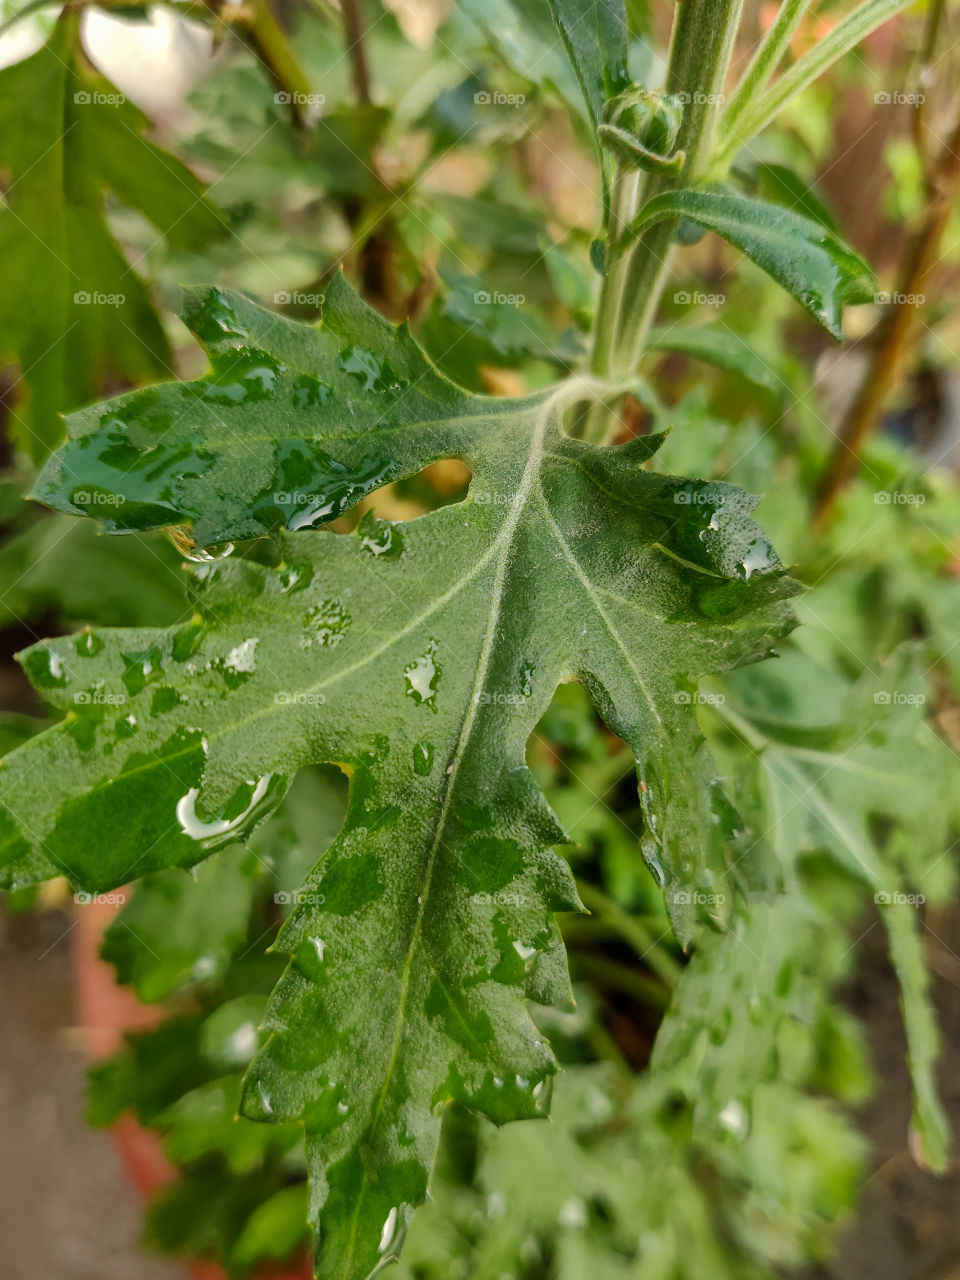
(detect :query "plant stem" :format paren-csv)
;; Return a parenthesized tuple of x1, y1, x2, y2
(716, 0, 917, 166)
(590, 168, 641, 381)
(720, 0, 814, 155)
(577, 880, 682, 988)
(613, 0, 746, 376)
(341, 0, 372, 107)
(814, 108, 960, 517)
(571, 951, 672, 1009)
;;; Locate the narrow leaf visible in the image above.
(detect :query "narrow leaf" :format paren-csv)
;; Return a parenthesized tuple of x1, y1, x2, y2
(635, 188, 876, 339)
(646, 325, 786, 396)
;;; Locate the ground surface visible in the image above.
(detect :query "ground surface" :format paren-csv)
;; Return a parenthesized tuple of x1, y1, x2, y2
(0, 909, 180, 1280)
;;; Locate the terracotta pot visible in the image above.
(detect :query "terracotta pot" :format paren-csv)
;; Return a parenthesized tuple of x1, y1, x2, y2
(72, 896, 311, 1280)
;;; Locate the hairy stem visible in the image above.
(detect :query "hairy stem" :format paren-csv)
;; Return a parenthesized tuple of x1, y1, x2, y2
(720, 0, 814, 153)
(717, 0, 917, 164)
(613, 0, 746, 376)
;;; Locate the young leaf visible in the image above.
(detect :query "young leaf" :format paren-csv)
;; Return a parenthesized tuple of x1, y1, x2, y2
(0, 17, 225, 460)
(547, 0, 631, 131)
(8, 278, 798, 1279)
(646, 325, 786, 396)
(634, 188, 876, 339)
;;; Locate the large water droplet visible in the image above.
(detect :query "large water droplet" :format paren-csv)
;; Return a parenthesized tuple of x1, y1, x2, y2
(176, 774, 283, 849)
(358, 509, 403, 558)
(404, 641, 440, 709)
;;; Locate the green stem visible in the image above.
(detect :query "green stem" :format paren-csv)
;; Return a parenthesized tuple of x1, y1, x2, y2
(716, 0, 918, 165)
(572, 951, 671, 1009)
(720, 0, 814, 153)
(612, 0, 746, 376)
(590, 167, 641, 380)
(577, 880, 682, 988)
(231, 0, 312, 127)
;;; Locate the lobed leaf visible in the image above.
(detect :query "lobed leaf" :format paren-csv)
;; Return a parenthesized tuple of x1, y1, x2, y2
(7, 278, 799, 1278)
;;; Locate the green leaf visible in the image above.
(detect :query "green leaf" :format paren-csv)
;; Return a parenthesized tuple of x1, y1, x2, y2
(0, 515, 186, 631)
(547, 0, 631, 131)
(234, 1184, 312, 1268)
(710, 646, 960, 1170)
(452, 0, 586, 120)
(646, 324, 786, 396)
(634, 188, 876, 339)
(8, 278, 798, 1279)
(101, 847, 258, 1002)
(754, 162, 837, 230)
(0, 17, 224, 460)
